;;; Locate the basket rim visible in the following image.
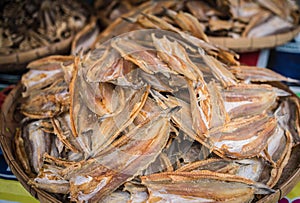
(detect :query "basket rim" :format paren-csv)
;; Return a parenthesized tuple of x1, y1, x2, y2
(208, 26, 300, 52)
(0, 83, 62, 203)
(0, 83, 300, 203)
(0, 35, 74, 66)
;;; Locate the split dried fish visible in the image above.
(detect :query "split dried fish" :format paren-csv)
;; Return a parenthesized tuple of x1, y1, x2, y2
(0, 0, 90, 69)
(14, 29, 299, 203)
(141, 171, 274, 203)
(99, 0, 300, 48)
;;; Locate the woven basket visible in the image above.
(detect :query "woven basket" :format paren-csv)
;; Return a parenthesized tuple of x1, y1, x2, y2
(0, 37, 74, 74)
(0, 0, 95, 73)
(209, 26, 300, 53)
(0, 83, 300, 203)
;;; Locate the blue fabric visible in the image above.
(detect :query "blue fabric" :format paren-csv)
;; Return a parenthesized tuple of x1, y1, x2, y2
(267, 40, 300, 80)
(0, 152, 16, 180)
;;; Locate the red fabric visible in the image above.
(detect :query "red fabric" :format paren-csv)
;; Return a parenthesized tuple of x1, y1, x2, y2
(0, 85, 15, 108)
(239, 51, 260, 66)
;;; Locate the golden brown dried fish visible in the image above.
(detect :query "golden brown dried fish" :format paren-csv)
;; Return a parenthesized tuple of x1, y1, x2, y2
(164, 8, 208, 42)
(111, 37, 174, 75)
(21, 78, 69, 119)
(207, 80, 230, 128)
(247, 15, 294, 37)
(15, 28, 300, 203)
(14, 128, 34, 177)
(202, 54, 237, 87)
(221, 84, 278, 118)
(90, 85, 150, 156)
(242, 11, 272, 37)
(209, 113, 277, 159)
(29, 164, 70, 194)
(22, 121, 52, 173)
(51, 113, 82, 153)
(124, 182, 149, 203)
(141, 171, 273, 202)
(67, 107, 176, 202)
(230, 65, 299, 83)
(152, 34, 202, 81)
(186, 79, 211, 136)
(150, 90, 210, 149)
(177, 157, 265, 182)
(186, 1, 211, 21)
(262, 126, 293, 187)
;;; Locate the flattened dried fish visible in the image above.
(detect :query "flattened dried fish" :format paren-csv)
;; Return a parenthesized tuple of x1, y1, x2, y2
(29, 164, 70, 194)
(67, 107, 175, 202)
(209, 114, 277, 159)
(16, 28, 300, 203)
(111, 37, 173, 76)
(51, 113, 82, 153)
(21, 78, 69, 119)
(141, 171, 273, 202)
(202, 54, 237, 87)
(150, 90, 209, 148)
(207, 80, 229, 128)
(90, 85, 149, 156)
(124, 182, 149, 203)
(222, 84, 278, 118)
(23, 121, 52, 173)
(152, 34, 202, 81)
(85, 46, 122, 82)
(177, 158, 264, 182)
(247, 15, 293, 37)
(187, 79, 211, 136)
(186, 1, 210, 21)
(242, 11, 272, 37)
(165, 8, 208, 42)
(14, 128, 33, 177)
(230, 65, 299, 83)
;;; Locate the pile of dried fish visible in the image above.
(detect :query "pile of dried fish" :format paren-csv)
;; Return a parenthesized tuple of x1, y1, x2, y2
(183, 0, 300, 38)
(93, 0, 299, 41)
(0, 0, 90, 70)
(94, 0, 148, 29)
(15, 29, 300, 202)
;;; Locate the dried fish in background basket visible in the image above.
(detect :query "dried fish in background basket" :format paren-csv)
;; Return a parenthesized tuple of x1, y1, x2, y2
(0, 0, 96, 73)
(1, 29, 300, 203)
(93, 0, 148, 30)
(91, 0, 300, 52)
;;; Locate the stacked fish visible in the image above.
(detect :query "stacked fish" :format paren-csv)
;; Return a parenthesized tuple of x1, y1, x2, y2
(94, 0, 148, 29)
(14, 29, 300, 202)
(92, 0, 299, 40)
(0, 0, 90, 71)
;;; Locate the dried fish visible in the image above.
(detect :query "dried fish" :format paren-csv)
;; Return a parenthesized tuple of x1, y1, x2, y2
(90, 85, 150, 156)
(51, 113, 82, 153)
(124, 182, 149, 203)
(15, 29, 300, 203)
(14, 128, 33, 177)
(22, 121, 52, 173)
(186, 79, 211, 136)
(152, 34, 202, 81)
(248, 16, 294, 37)
(164, 8, 208, 42)
(0, 0, 90, 69)
(177, 158, 265, 182)
(67, 107, 176, 202)
(209, 114, 277, 159)
(222, 84, 278, 119)
(29, 163, 70, 194)
(230, 65, 299, 83)
(141, 171, 273, 202)
(111, 37, 173, 76)
(207, 80, 229, 128)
